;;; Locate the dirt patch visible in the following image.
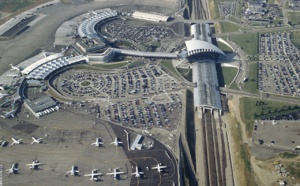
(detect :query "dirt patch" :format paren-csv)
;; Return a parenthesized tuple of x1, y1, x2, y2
(228, 95, 250, 143)
(252, 156, 300, 185)
(12, 122, 39, 134)
(222, 112, 248, 186)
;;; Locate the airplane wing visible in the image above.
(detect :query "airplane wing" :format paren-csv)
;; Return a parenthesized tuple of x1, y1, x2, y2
(84, 173, 92, 177)
(106, 172, 114, 175)
(117, 171, 124, 174)
(31, 141, 35, 144)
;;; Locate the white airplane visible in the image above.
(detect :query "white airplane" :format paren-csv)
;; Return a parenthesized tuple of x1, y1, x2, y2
(10, 138, 22, 146)
(151, 163, 167, 173)
(0, 86, 4, 90)
(0, 140, 7, 147)
(10, 64, 20, 71)
(106, 168, 125, 180)
(6, 163, 18, 174)
(84, 169, 102, 181)
(111, 138, 122, 146)
(0, 93, 8, 99)
(66, 166, 79, 176)
(91, 138, 103, 147)
(31, 137, 42, 144)
(131, 166, 144, 178)
(26, 160, 41, 170)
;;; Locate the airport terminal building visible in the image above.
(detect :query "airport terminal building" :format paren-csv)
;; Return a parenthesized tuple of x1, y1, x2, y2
(185, 23, 226, 114)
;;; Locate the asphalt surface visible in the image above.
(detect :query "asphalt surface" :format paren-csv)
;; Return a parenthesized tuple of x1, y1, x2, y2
(110, 124, 178, 186)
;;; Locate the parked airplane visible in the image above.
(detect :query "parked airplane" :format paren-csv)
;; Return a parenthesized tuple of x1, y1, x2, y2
(10, 64, 20, 71)
(131, 166, 144, 178)
(26, 160, 41, 170)
(111, 138, 122, 146)
(0, 93, 8, 99)
(0, 86, 4, 91)
(10, 138, 22, 146)
(3, 109, 16, 118)
(106, 168, 125, 180)
(66, 166, 79, 176)
(6, 163, 18, 174)
(31, 137, 42, 144)
(0, 140, 7, 147)
(151, 163, 167, 173)
(84, 169, 102, 181)
(91, 138, 103, 147)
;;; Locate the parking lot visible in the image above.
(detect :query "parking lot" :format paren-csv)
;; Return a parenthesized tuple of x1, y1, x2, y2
(105, 95, 182, 130)
(55, 64, 182, 99)
(99, 19, 180, 52)
(252, 120, 300, 151)
(258, 32, 300, 96)
(218, 1, 235, 17)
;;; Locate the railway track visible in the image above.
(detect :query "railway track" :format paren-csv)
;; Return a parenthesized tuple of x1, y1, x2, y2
(202, 111, 226, 186)
(193, 0, 208, 20)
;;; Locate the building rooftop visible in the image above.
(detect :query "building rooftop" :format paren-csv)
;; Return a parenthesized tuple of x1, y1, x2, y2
(24, 96, 56, 113)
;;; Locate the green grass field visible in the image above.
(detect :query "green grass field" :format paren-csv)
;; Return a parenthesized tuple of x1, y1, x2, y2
(177, 68, 193, 82)
(227, 15, 241, 23)
(288, 161, 300, 180)
(290, 31, 300, 49)
(128, 61, 145, 68)
(160, 60, 180, 78)
(93, 62, 128, 69)
(219, 22, 244, 33)
(221, 67, 238, 86)
(240, 97, 300, 137)
(217, 42, 234, 53)
(230, 33, 259, 55)
(288, 12, 300, 25)
(74, 62, 127, 70)
(243, 62, 258, 93)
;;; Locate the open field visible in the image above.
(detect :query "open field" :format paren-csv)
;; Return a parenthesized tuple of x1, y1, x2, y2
(230, 33, 259, 55)
(217, 41, 234, 53)
(288, 12, 300, 25)
(128, 61, 145, 68)
(290, 31, 300, 49)
(243, 62, 258, 93)
(160, 60, 180, 78)
(221, 67, 238, 86)
(219, 22, 244, 33)
(177, 67, 192, 82)
(240, 97, 300, 137)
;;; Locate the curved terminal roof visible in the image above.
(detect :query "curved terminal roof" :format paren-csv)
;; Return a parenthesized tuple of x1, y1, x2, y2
(26, 55, 88, 80)
(77, 10, 118, 39)
(132, 11, 169, 22)
(185, 40, 226, 57)
(192, 62, 222, 111)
